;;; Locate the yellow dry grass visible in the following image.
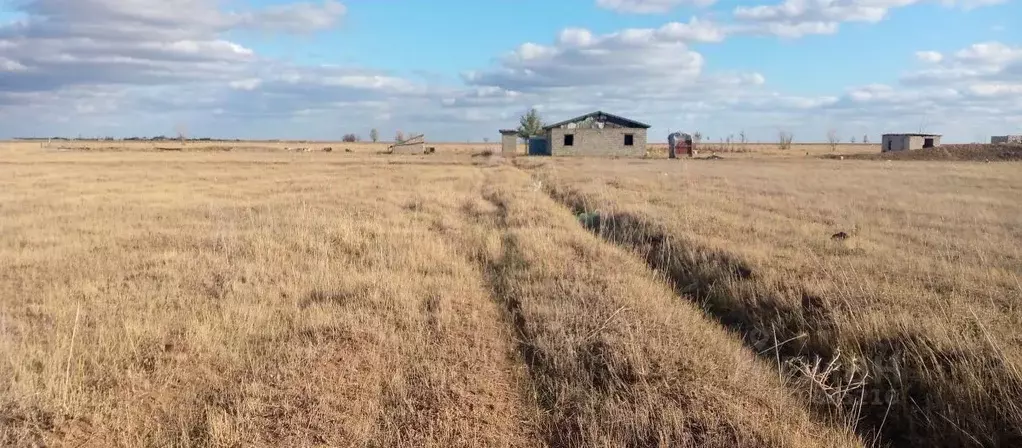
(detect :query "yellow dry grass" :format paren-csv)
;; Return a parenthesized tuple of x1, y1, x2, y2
(526, 156, 1022, 446)
(0, 144, 860, 447)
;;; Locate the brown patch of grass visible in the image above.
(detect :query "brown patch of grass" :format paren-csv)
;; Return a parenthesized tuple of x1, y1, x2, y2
(0, 152, 537, 447)
(523, 156, 1022, 446)
(832, 143, 1022, 161)
(446, 167, 859, 447)
(0, 146, 859, 446)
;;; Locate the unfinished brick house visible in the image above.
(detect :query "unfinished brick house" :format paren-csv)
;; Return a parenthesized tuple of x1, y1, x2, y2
(534, 111, 650, 157)
(881, 133, 942, 152)
(991, 135, 1022, 144)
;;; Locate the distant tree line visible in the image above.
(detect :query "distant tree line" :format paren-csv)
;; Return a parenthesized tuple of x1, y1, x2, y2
(14, 136, 243, 142)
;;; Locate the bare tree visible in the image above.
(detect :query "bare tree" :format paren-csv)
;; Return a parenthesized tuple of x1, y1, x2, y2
(175, 123, 187, 146)
(863, 134, 869, 144)
(395, 130, 404, 143)
(778, 130, 794, 150)
(692, 131, 703, 144)
(827, 129, 839, 151)
(370, 128, 379, 143)
(851, 136, 857, 144)
(917, 118, 933, 134)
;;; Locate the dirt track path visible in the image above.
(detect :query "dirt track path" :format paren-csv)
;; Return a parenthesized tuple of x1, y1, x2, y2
(438, 165, 861, 447)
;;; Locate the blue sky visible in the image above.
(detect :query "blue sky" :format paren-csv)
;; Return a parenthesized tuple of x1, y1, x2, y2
(0, 0, 1019, 142)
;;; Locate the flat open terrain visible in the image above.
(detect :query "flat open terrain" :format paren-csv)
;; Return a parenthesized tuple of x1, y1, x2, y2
(2, 141, 1020, 447)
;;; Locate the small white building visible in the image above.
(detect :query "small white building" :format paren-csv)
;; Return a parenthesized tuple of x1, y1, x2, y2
(881, 133, 941, 152)
(991, 135, 1022, 144)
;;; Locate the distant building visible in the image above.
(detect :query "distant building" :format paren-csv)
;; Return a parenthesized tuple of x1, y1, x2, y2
(881, 133, 941, 152)
(991, 135, 1022, 144)
(528, 111, 650, 157)
(499, 129, 518, 157)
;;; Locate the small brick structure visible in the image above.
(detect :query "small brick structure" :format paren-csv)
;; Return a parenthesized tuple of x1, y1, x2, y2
(534, 111, 650, 157)
(881, 133, 942, 152)
(991, 135, 1022, 144)
(499, 129, 519, 157)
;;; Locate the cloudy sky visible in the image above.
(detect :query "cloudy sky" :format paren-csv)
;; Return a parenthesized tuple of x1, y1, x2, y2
(0, 0, 1019, 142)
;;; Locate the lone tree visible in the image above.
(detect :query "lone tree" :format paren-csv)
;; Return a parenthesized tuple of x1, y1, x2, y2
(827, 129, 839, 151)
(395, 130, 404, 143)
(863, 134, 869, 144)
(517, 108, 544, 141)
(370, 128, 379, 143)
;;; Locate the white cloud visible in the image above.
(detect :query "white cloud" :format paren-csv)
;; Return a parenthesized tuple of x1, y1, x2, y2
(915, 51, 944, 63)
(819, 41, 1022, 138)
(0, 58, 28, 72)
(732, 0, 1002, 37)
(0, 0, 345, 93)
(0, 1, 1018, 143)
(954, 41, 1022, 65)
(239, 0, 347, 33)
(902, 42, 1022, 85)
(968, 83, 1022, 97)
(732, 0, 913, 37)
(229, 79, 262, 90)
(462, 19, 731, 94)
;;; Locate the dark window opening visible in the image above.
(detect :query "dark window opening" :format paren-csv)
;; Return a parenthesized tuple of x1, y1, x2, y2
(564, 134, 574, 146)
(624, 134, 634, 146)
(923, 138, 935, 148)
(886, 140, 892, 151)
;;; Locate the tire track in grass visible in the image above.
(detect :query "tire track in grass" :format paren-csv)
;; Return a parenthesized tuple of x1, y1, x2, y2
(358, 172, 542, 448)
(534, 173, 1022, 447)
(456, 166, 861, 448)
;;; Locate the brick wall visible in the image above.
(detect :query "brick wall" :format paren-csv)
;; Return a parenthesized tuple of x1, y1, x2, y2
(882, 135, 941, 152)
(546, 128, 647, 157)
(992, 135, 1022, 144)
(501, 133, 518, 156)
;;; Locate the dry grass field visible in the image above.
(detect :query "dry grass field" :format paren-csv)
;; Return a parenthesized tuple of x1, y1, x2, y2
(526, 156, 1022, 446)
(1, 140, 1019, 447)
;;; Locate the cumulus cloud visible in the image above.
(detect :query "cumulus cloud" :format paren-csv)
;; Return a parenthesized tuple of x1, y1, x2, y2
(462, 19, 730, 93)
(731, 0, 1002, 37)
(902, 42, 1022, 85)
(242, 0, 347, 32)
(0, 0, 416, 138)
(732, 0, 915, 37)
(0, 0, 346, 93)
(449, 22, 839, 139)
(0, 0, 1018, 142)
(915, 51, 944, 63)
(820, 41, 1022, 137)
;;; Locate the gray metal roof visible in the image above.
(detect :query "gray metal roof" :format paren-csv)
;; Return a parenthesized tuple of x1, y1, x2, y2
(543, 111, 652, 131)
